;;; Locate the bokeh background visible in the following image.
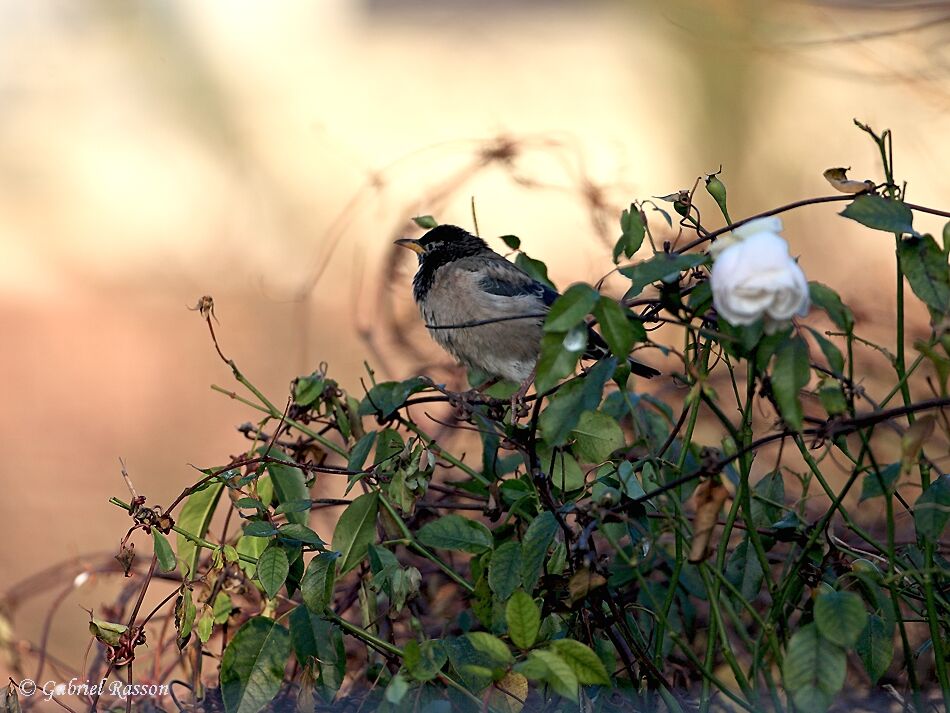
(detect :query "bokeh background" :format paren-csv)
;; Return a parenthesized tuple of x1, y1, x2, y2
(2, 0, 949, 676)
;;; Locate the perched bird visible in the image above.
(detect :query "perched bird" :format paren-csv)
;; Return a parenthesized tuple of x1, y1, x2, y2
(395, 225, 659, 393)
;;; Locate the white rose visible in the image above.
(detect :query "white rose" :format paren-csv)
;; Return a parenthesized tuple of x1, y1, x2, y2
(709, 217, 809, 334)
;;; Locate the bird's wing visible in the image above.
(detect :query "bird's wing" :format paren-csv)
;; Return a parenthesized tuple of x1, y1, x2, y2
(457, 256, 660, 378)
(468, 258, 560, 307)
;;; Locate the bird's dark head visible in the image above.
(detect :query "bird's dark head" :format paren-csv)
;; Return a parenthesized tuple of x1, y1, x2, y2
(394, 225, 489, 263)
(394, 225, 492, 302)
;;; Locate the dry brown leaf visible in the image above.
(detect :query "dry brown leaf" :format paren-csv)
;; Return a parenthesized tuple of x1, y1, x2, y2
(688, 478, 729, 563)
(901, 415, 936, 471)
(823, 167, 874, 195)
(567, 567, 607, 604)
(489, 671, 529, 713)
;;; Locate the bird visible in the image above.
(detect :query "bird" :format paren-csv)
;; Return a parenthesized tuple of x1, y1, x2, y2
(394, 225, 659, 397)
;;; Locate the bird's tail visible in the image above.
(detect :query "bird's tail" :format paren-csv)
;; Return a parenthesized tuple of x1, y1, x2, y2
(583, 325, 659, 378)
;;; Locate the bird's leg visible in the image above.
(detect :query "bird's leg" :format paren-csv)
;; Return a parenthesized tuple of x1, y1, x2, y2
(509, 369, 536, 421)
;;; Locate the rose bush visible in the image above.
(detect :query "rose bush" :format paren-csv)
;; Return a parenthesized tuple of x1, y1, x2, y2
(709, 216, 810, 333)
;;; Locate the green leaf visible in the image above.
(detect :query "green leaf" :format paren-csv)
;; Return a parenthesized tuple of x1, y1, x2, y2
(465, 632, 514, 666)
(243, 521, 278, 538)
(543, 284, 600, 333)
(614, 205, 645, 262)
(175, 586, 196, 645)
(809, 282, 854, 332)
(177, 479, 225, 580)
(539, 445, 585, 491)
(593, 298, 642, 358)
(855, 614, 893, 684)
(620, 253, 707, 299)
(506, 591, 540, 649)
(348, 431, 376, 471)
(571, 411, 625, 463)
(213, 592, 233, 624)
(331, 492, 379, 574)
(358, 377, 427, 419)
(413, 215, 438, 229)
(288, 605, 346, 698)
(548, 639, 611, 685)
(860, 463, 901, 501)
(256, 545, 289, 599)
(520, 512, 558, 593)
(538, 359, 614, 446)
(771, 336, 810, 431)
(197, 606, 214, 644)
(264, 450, 310, 527)
(488, 542, 522, 601)
(417, 514, 492, 554)
(235, 535, 268, 578)
(705, 174, 729, 221)
(404, 639, 447, 682)
(514, 252, 554, 288)
(615, 461, 646, 499)
(751, 471, 785, 529)
(500, 234, 521, 250)
(294, 371, 325, 407)
(782, 623, 846, 713)
(152, 531, 177, 573)
(840, 194, 914, 234)
(301, 551, 340, 613)
(273, 498, 312, 515)
(725, 538, 764, 600)
(914, 475, 950, 540)
(220, 617, 291, 713)
(815, 590, 868, 648)
(818, 383, 848, 416)
(277, 523, 325, 548)
(898, 234, 950, 318)
(520, 649, 579, 702)
(535, 328, 586, 393)
(806, 327, 845, 374)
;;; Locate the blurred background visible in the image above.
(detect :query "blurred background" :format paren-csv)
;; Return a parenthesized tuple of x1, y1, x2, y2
(2, 0, 949, 674)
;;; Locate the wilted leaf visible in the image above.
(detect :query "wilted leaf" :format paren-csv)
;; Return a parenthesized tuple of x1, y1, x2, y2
(688, 478, 729, 563)
(567, 568, 607, 604)
(901, 415, 935, 471)
(823, 167, 873, 194)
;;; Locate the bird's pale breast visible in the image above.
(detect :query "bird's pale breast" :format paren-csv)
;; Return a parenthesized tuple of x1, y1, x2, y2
(420, 262, 544, 383)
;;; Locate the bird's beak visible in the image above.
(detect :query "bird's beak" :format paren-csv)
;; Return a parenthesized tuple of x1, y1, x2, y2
(394, 238, 426, 255)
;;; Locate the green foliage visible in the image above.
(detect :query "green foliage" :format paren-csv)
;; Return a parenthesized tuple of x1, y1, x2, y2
(220, 618, 291, 713)
(841, 194, 914, 234)
(102, 123, 950, 713)
(332, 492, 379, 574)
